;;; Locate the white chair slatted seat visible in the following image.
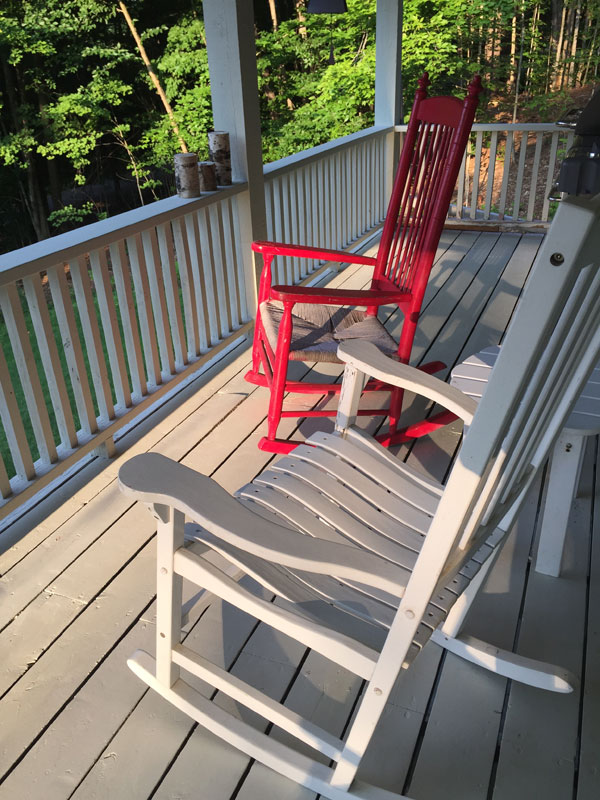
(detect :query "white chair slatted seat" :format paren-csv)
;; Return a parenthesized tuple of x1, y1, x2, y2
(118, 189, 600, 800)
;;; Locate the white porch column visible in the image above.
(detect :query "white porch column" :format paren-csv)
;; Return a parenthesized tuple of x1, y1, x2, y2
(374, 0, 403, 201)
(204, 0, 267, 317)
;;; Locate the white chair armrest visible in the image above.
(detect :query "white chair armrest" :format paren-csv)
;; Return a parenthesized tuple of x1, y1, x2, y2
(337, 341, 478, 424)
(118, 453, 408, 596)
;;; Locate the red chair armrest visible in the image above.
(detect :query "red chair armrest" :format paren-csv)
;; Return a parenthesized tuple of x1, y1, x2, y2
(252, 240, 377, 267)
(270, 285, 407, 306)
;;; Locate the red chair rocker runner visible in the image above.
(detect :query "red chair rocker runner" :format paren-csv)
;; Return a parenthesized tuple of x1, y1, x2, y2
(246, 73, 482, 454)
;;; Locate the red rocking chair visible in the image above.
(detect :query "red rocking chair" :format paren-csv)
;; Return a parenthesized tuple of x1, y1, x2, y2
(246, 73, 483, 453)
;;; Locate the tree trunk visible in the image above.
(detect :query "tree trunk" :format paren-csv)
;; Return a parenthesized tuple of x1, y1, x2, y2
(509, 11, 518, 87)
(582, 18, 599, 84)
(1, 59, 50, 240)
(118, 1, 188, 152)
(268, 0, 278, 31)
(569, 0, 582, 86)
(525, 3, 540, 92)
(552, 4, 567, 90)
(296, 1, 307, 38)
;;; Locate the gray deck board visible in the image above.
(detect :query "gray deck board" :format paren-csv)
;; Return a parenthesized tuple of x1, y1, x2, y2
(1, 230, 597, 800)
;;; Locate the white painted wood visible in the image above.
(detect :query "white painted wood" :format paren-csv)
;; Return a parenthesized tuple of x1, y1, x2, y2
(21, 273, 78, 450)
(129, 652, 407, 800)
(535, 433, 586, 576)
(0, 187, 245, 281)
(404, 490, 536, 800)
(498, 131, 514, 218)
(69, 256, 115, 422)
(0, 451, 10, 498)
(181, 211, 210, 352)
(204, 0, 268, 315)
(89, 247, 132, 409)
(172, 643, 344, 759)
(147, 608, 304, 800)
(0, 343, 36, 482)
(221, 198, 241, 328)
(172, 219, 200, 359)
(141, 228, 176, 375)
(455, 149, 467, 218)
(527, 132, 544, 221)
(230, 196, 250, 322)
(208, 203, 232, 336)
(543, 131, 560, 221)
(430, 630, 576, 691)
(483, 130, 499, 220)
(295, 168, 307, 277)
(156, 222, 187, 368)
(126, 233, 162, 385)
(197, 206, 221, 343)
(375, 0, 403, 129)
(512, 130, 529, 219)
(155, 505, 184, 686)
(470, 130, 483, 219)
(337, 342, 478, 424)
(46, 263, 97, 435)
(0, 284, 58, 465)
(335, 151, 343, 248)
(396, 122, 565, 134)
(108, 239, 148, 399)
(172, 549, 378, 678)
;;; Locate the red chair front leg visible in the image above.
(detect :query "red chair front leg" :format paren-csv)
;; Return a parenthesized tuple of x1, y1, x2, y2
(260, 301, 294, 453)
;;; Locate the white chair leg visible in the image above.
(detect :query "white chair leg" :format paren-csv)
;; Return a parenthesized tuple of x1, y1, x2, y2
(535, 432, 586, 577)
(154, 503, 185, 688)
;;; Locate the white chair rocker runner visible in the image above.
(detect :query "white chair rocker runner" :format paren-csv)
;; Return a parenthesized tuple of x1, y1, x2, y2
(119, 190, 600, 800)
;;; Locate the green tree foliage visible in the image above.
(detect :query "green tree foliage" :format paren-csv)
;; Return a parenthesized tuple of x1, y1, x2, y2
(0, 0, 211, 252)
(1, 0, 599, 254)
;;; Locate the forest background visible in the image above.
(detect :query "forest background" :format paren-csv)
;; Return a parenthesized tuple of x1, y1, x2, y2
(1, 0, 597, 255)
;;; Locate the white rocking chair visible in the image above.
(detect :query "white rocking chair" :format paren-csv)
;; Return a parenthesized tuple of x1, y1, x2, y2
(119, 189, 600, 800)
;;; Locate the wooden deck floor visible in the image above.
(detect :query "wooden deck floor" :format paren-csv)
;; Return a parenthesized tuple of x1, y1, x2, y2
(1, 229, 599, 800)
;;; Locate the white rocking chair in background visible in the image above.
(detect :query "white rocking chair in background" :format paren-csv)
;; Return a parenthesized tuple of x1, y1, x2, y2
(119, 182, 600, 797)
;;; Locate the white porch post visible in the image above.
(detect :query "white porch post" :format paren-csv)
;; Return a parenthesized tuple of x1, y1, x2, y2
(374, 0, 403, 201)
(203, 0, 267, 317)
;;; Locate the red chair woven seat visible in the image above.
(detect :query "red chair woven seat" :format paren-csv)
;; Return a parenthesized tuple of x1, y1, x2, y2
(259, 300, 398, 363)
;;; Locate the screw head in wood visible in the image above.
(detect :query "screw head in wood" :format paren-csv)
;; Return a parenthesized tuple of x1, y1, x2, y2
(550, 252, 565, 266)
(160, 567, 168, 575)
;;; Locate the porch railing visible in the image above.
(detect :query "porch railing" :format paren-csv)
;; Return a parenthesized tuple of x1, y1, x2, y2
(449, 123, 573, 224)
(0, 120, 560, 520)
(0, 126, 391, 521)
(0, 187, 251, 520)
(263, 125, 391, 283)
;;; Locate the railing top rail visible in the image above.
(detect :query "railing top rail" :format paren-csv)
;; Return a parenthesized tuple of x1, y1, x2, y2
(0, 183, 247, 284)
(395, 122, 566, 133)
(263, 124, 393, 180)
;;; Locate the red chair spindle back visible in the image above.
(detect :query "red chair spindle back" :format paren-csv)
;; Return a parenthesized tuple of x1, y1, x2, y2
(374, 75, 482, 298)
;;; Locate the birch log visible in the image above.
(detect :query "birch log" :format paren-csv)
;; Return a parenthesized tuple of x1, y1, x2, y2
(207, 131, 232, 185)
(198, 161, 218, 192)
(174, 153, 200, 198)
